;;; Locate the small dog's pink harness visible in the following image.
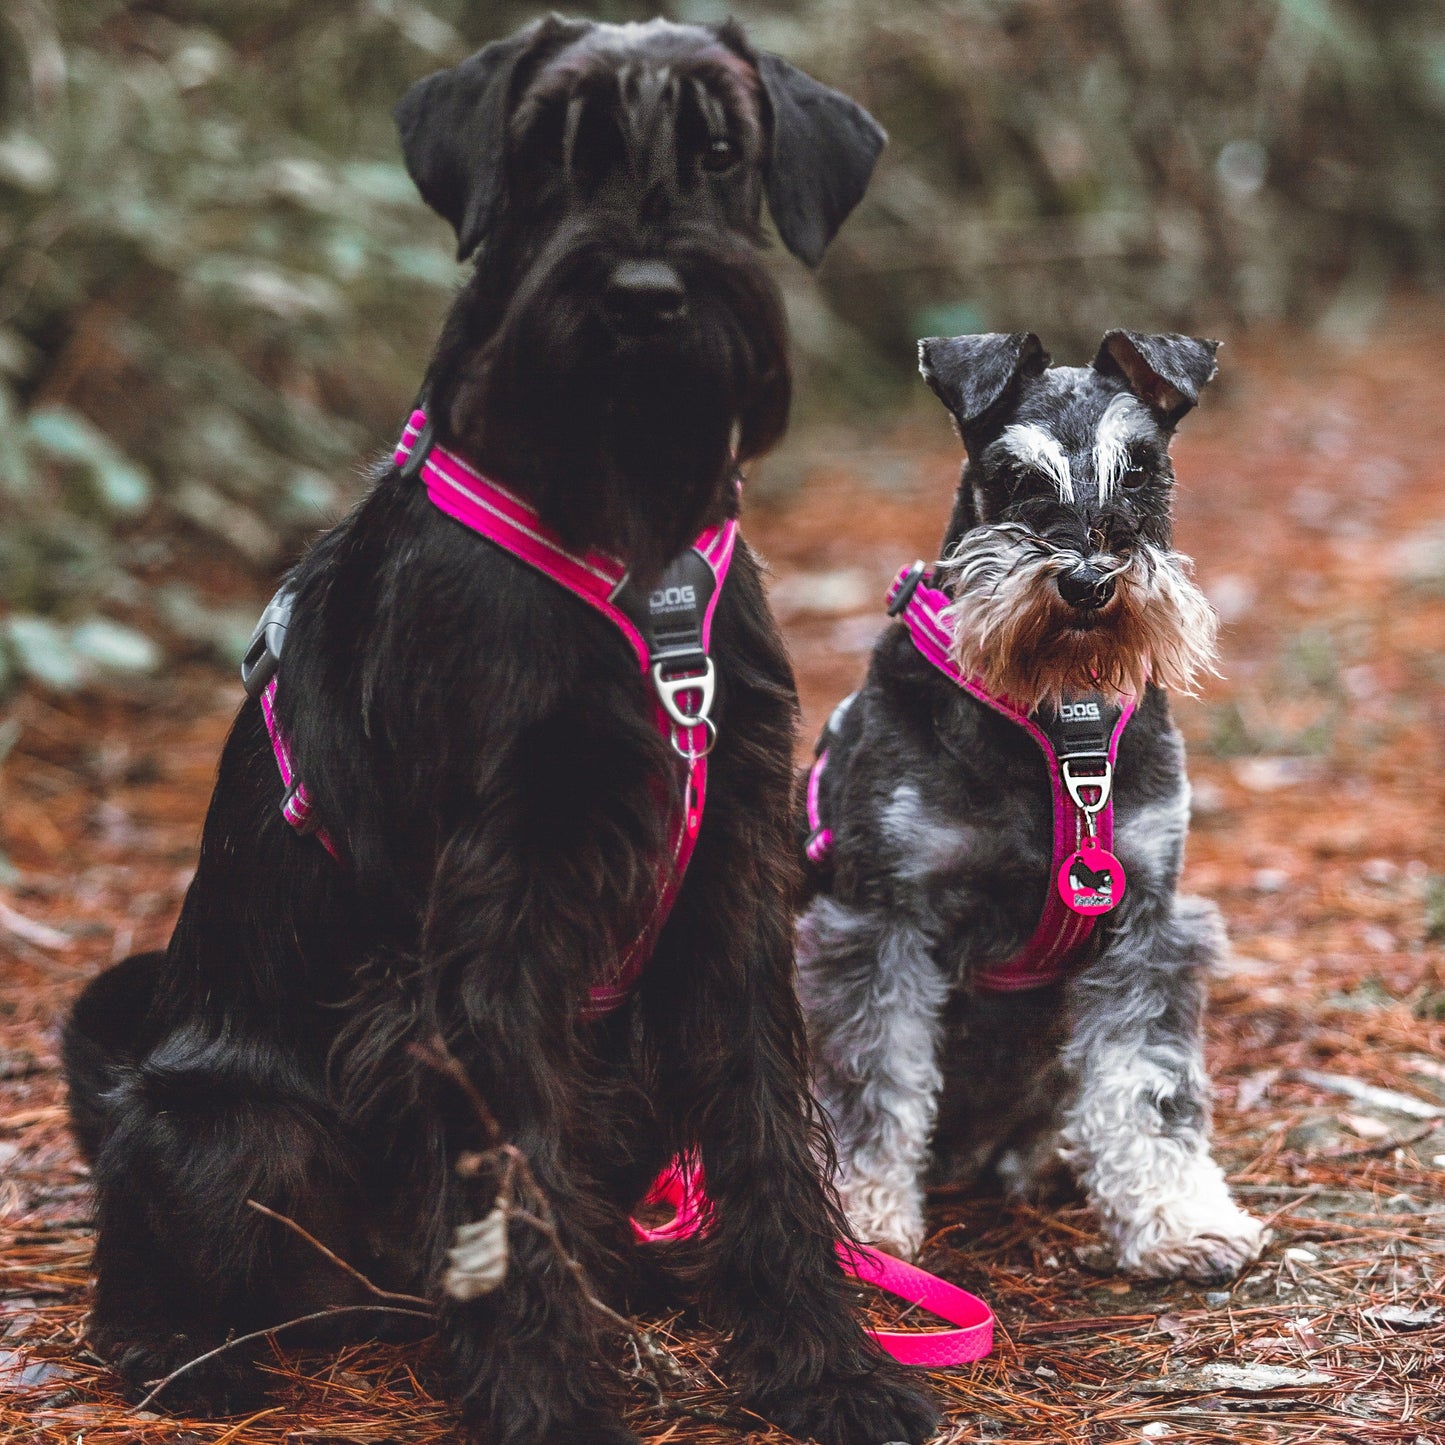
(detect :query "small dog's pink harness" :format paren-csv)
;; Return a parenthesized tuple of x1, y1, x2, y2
(245, 434, 993, 1366)
(805, 562, 1135, 991)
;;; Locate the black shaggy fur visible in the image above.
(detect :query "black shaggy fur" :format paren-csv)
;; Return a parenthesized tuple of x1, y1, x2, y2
(63, 18, 937, 1445)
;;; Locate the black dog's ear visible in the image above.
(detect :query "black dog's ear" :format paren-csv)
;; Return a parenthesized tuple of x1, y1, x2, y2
(755, 54, 886, 268)
(918, 333, 1050, 444)
(395, 17, 587, 262)
(1092, 331, 1220, 427)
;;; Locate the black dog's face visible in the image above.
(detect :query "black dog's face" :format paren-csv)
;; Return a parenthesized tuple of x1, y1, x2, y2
(397, 17, 885, 582)
(920, 330, 1222, 708)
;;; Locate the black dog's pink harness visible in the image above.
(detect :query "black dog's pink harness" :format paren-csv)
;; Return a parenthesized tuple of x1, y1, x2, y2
(245, 409, 736, 1019)
(244, 438, 995, 1364)
(806, 562, 1135, 991)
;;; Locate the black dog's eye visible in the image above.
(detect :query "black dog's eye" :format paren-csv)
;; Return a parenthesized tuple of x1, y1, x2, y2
(701, 137, 739, 173)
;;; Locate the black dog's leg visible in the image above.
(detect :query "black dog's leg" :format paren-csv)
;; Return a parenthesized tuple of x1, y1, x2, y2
(64, 950, 165, 1162)
(420, 823, 644, 1445)
(646, 805, 939, 1445)
(1059, 895, 1264, 1281)
(72, 989, 374, 1411)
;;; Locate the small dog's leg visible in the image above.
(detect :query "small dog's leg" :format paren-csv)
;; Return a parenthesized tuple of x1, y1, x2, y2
(1060, 896, 1265, 1282)
(797, 897, 948, 1259)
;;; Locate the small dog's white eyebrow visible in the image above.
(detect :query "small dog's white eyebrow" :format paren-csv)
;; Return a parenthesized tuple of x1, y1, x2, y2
(1094, 392, 1152, 500)
(999, 423, 1073, 501)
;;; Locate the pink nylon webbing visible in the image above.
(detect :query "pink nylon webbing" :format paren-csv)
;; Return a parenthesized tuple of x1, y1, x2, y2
(391, 412, 738, 1017)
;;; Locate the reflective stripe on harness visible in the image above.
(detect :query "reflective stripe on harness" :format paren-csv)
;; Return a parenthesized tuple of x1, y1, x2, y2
(805, 563, 1135, 992)
(242, 408, 738, 1019)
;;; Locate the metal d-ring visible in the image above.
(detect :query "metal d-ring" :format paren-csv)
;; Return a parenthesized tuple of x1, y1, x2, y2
(652, 656, 715, 731)
(1060, 754, 1113, 814)
(672, 716, 718, 761)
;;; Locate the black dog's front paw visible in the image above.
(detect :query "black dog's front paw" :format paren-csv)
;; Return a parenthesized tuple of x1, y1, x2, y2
(463, 1402, 640, 1445)
(104, 1333, 268, 1417)
(545, 1411, 641, 1445)
(755, 1366, 940, 1445)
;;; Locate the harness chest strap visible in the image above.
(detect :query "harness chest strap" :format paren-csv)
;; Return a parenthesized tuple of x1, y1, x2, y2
(243, 409, 739, 1018)
(805, 564, 1135, 992)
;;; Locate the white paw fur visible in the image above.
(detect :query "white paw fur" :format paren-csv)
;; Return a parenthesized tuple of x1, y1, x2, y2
(836, 1174, 926, 1259)
(1106, 1163, 1266, 1281)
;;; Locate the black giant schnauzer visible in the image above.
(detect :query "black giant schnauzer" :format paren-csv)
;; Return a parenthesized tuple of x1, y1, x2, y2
(63, 16, 939, 1445)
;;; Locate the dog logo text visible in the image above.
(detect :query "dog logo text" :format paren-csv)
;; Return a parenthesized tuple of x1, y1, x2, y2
(650, 585, 696, 612)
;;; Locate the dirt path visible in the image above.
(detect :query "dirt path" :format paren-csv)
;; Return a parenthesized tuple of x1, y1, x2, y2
(2, 312, 1443, 1441)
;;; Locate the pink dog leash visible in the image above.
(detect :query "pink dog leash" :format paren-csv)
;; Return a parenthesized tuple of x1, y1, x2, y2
(634, 1159, 994, 1366)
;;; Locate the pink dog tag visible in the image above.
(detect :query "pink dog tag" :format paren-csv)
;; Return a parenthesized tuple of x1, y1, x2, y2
(1058, 844, 1126, 915)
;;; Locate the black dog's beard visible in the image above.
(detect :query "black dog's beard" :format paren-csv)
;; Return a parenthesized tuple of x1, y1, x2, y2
(938, 525, 1219, 710)
(472, 223, 789, 583)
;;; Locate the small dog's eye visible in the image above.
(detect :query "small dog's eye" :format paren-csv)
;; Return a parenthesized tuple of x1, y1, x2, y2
(1120, 464, 1148, 488)
(702, 137, 739, 172)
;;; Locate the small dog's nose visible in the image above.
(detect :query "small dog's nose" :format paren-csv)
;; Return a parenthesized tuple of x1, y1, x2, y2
(1057, 564, 1116, 611)
(604, 260, 687, 332)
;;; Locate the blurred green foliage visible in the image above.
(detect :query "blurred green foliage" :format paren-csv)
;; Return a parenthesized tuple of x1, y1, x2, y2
(0, 0, 1441, 689)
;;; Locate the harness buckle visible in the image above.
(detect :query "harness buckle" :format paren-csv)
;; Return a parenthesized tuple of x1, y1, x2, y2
(241, 586, 296, 699)
(1060, 753, 1113, 814)
(888, 560, 928, 617)
(281, 779, 321, 835)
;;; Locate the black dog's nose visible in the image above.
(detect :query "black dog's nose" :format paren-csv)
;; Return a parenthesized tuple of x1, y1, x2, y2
(1057, 564, 1116, 611)
(605, 260, 687, 332)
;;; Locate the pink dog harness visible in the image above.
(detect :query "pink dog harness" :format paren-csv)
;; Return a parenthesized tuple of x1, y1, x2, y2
(244, 409, 736, 1017)
(806, 562, 1135, 992)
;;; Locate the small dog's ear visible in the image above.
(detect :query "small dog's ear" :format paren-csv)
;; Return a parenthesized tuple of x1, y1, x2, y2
(755, 54, 886, 267)
(395, 17, 587, 262)
(1093, 331, 1220, 426)
(918, 333, 1049, 443)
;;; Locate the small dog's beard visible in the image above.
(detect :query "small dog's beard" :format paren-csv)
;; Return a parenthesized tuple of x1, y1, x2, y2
(938, 525, 1219, 711)
(477, 222, 789, 583)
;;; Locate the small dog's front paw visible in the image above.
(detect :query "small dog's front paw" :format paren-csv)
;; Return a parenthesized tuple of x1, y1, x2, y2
(838, 1178, 925, 1260)
(1115, 1197, 1268, 1283)
(757, 1367, 940, 1445)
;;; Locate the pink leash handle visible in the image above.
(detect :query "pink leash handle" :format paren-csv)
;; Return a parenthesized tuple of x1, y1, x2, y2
(633, 1159, 993, 1367)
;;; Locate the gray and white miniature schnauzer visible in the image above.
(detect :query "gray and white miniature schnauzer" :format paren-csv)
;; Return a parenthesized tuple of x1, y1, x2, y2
(796, 330, 1266, 1281)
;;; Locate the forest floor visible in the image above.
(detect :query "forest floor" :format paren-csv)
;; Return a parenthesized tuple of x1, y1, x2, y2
(1, 311, 1443, 1443)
